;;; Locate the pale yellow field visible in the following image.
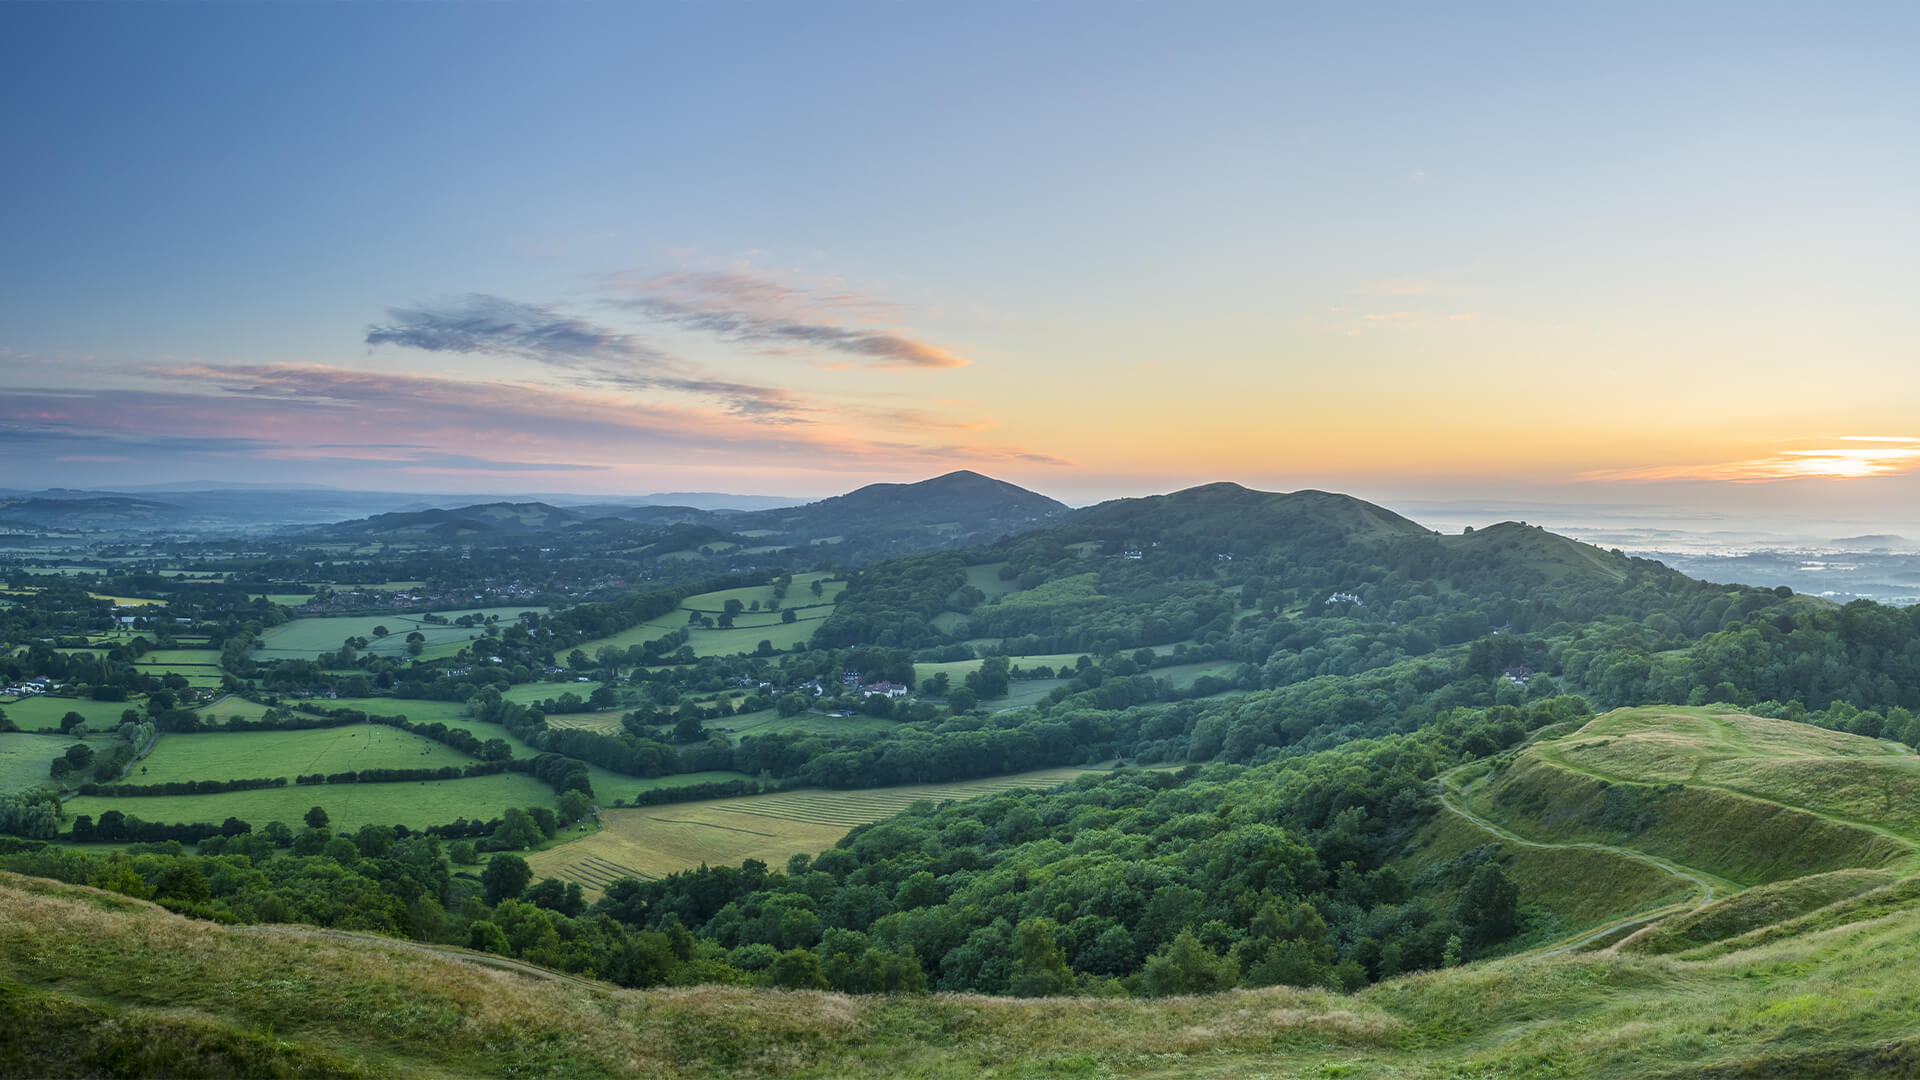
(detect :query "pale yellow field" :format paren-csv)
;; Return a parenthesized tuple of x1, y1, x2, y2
(543, 711, 626, 735)
(525, 766, 1104, 896)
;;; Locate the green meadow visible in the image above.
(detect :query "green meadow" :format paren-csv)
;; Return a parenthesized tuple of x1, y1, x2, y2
(288, 697, 757, 806)
(189, 697, 280, 725)
(680, 572, 844, 613)
(716, 707, 896, 741)
(64, 772, 556, 833)
(563, 587, 839, 660)
(1, 697, 143, 732)
(0, 732, 121, 791)
(251, 606, 547, 662)
(130, 726, 477, 786)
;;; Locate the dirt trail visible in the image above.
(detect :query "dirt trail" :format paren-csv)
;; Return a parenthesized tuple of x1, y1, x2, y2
(1434, 772, 1719, 957)
(233, 924, 612, 993)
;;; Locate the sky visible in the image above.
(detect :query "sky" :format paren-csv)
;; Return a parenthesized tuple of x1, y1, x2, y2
(4, 2, 1920, 527)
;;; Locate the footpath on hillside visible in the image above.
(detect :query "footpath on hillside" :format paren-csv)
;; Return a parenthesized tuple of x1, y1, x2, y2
(1435, 768, 1720, 956)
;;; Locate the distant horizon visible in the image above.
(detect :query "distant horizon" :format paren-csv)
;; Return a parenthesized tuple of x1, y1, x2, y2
(10, 468, 1920, 546)
(7, 3, 1919, 528)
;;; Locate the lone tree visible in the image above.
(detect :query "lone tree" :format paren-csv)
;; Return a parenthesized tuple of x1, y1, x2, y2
(304, 805, 330, 830)
(1453, 861, 1520, 952)
(482, 853, 533, 904)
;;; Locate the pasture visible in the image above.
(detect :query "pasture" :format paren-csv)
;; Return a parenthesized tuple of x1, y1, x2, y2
(138, 649, 223, 666)
(963, 562, 1021, 599)
(0, 697, 141, 732)
(716, 707, 897, 741)
(131, 725, 477, 786)
(525, 766, 1105, 896)
(252, 606, 547, 662)
(191, 697, 280, 725)
(255, 593, 318, 606)
(1155, 659, 1241, 689)
(289, 696, 751, 806)
(999, 678, 1069, 710)
(288, 698, 536, 755)
(543, 710, 629, 735)
(64, 771, 558, 834)
(133, 649, 226, 688)
(564, 608, 832, 661)
(557, 576, 844, 663)
(500, 681, 601, 707)
(682, 572, 845, 613)
(0, 732, 120, 792)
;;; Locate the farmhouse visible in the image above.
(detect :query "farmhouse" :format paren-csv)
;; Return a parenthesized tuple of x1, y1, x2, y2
(860, 681, 909, 698)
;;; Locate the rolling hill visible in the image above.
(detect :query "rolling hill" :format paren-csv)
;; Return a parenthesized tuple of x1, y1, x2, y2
(731, 469, 1070, 551)
(12, 759, 1920, 1080)
(1429, 706, 1920, 958)
(291, 471, 1072, 563)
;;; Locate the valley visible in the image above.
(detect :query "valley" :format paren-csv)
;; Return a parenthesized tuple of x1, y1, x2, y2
(5, 473, 1920, 1076)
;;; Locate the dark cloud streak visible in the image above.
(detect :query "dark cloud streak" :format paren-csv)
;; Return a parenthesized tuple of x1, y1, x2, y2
(364, 294, 805, 419)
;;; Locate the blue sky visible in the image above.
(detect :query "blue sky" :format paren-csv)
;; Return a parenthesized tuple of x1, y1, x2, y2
(5, 2, 1919, 520)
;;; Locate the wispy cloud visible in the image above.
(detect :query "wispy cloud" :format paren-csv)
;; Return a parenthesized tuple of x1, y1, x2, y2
(367, 294, 665, 366)
(365, 294, 804, 418)
(1584, 438, 1920, 483)
(0, 363, 1064, 479)
(610, 270, 968, 370)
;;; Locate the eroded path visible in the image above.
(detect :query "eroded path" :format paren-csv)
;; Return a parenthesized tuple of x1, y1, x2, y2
(1434, 769, 1722, 956)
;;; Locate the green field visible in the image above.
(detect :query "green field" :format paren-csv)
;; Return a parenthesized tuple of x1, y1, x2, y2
(287, 698, 531, 756)
(137, 649, 223, 666)
(717, 707, 897, 741)
(962, 561, 1022, 599)
(132, 648, 225, 685)
(542, 709, 630, 735)
(999, 678, 1069, 709)
(254, 593, 318, 606)
(560, 578, 843, 662)
(292, 696, 753, 806)
(590, 769, 758, 806)
(0, 697, 142, 732)
(190, 698, 280, 725)
(252, 606, 548, 662)
(1154, 659, 1240, 688)
(132, 668, 224, 688)
(565, 608, 829, 660)
(916, 652, 1092, 685)
(680, 572, 844, 613)
(499, 681, 599, 706)
(64, 771, 555, 833)
(528, 766, 1104, 895)
(0, 732, 121, 792)
(131, 726, 478, 786)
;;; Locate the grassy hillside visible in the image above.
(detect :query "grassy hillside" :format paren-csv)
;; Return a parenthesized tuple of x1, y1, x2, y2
(1459, 708, 1920, 885)
(10, 864, 1920, 1079)
(1439, 520, 1630, 582)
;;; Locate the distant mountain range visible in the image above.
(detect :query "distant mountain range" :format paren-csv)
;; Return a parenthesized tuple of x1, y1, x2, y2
(0, 484, 809, 532)
(291, 471, 1072, 562)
